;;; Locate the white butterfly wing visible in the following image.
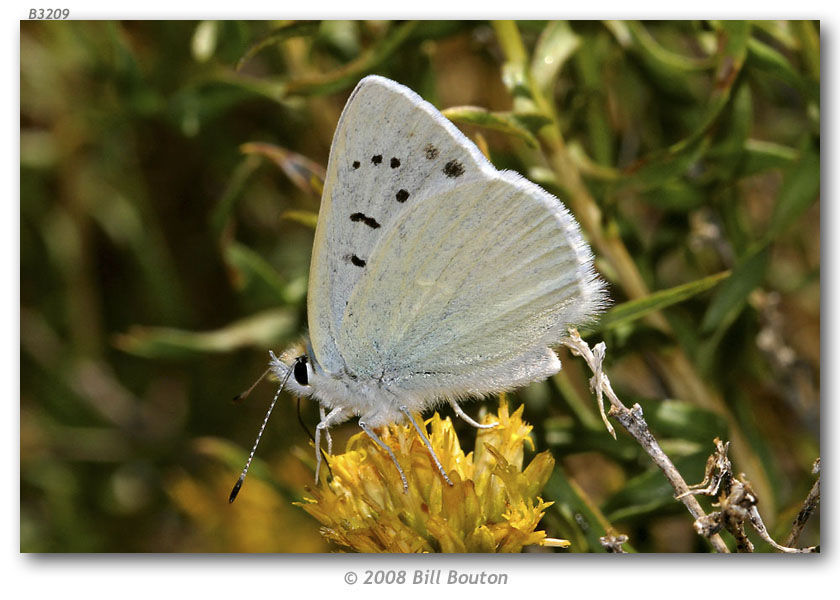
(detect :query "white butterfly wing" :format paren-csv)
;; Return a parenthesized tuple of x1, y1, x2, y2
(337, 172, 606, 394)
(309, 75, 606, 399)
(307, 75, 490, 374)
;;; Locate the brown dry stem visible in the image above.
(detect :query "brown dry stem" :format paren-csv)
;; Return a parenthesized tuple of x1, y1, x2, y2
(561, 330, 729, 553)
(599, 533, 629, 553)
(784, 458, 820, 548)
(684, 439, 817, 553)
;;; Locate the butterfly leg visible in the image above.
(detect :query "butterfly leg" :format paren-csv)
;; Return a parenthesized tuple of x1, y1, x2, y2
(319, 405, 334, 456)
(315, 407, 346, 484)
(399, 406, 454, 487)
(358, 420, 408, 492)
(448, 398, 498, 429)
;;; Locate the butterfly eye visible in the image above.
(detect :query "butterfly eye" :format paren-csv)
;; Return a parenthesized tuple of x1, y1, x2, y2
(293, 356, 310, 386)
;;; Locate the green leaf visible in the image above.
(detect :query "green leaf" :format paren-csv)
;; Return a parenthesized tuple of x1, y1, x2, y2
(741, 139, 798, 175)
(224, 242, 303, 305)
(543, 415, 640, 462)
(700, 145, 817, 338)
(747, 36, 803, 90)
(639, 180, 705, 212)
(240, 142, 325, 198)
(442, 106, 541, 148)
(706, 81, 752, 173)
(751, 21, 799, 51)
(114, 309, 297, 359)
(317, 20, 361, 58)
(282, 21, 418, 97)
(624, 21, 714, 73)
(235, 21, 321, 71)
(605, 21, 707, 103)
(765, 147, 820, 241)
(583, 271, 731, 335)
(701, 244, 770, 333)
(191, 21, 219, 63)
(492, 21, 536, 112)
(511, 112, 554, 134)
(793, 20, 820, 82)
(603, 453, 710, 523)
(622, 136, 709, 190)
(210, 155, 262, 236)
(206, 70, 289, 103)
(543, 469, 629, 553)
(281, 210, 319, 229)
(641, 399, 729, 445)
(682, 20, 750, 149)
(531, 21, 580, 95)
(574, 30, 614, 166)
(567, 142, 621, 182)
(224, 22, 419, 101)
(623, 19, 749, 184)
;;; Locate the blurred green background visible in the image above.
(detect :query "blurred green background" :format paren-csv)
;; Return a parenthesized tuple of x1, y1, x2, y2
(20, 20, 819, 552)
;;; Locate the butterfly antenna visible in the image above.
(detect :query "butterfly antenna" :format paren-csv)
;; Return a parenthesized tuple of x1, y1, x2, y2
(229, 365, 294, 503)
(232, 368, 271, 403)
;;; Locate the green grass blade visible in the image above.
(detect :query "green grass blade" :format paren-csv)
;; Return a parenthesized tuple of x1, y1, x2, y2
(531, 21, 580, 95)
(114, 309, 297, 359)
(210, 155, 262, 236)
(283, 21, 418, 96)
(701, 245, 769, 333)
(235, 22, 321, 71)
(281, 210, 319, 229)
(224, 242, 300, 305)
(442, 106, 541, 148)
(584, 271, 731, 335)
(766, 147, 820, 242)
(542, 469, 629, 552)
(742, 139, 798, 175)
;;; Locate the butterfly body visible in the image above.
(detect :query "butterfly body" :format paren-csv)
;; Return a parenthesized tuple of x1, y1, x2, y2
(271, 348, 415, 427)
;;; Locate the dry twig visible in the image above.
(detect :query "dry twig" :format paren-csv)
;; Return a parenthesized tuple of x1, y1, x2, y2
(685, 439, 817, 553)
(565, 329, 819, 553)
(561, 330, 730, 553)
(599, 533, 629, 553)
(784, 458, 820, 548)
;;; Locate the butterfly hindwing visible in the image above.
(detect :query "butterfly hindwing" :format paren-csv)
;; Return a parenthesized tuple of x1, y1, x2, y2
(337, 172, 606, 390)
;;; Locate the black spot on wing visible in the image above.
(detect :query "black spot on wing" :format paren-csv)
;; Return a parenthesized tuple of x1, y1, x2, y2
(424, 144, 439, 159)
(350, 212, 381, 229)
(390, 157, 400, 168)
(371, 154, 383, 165)
(352, 160, 360, 169)
(443, 160, 465, 178)
(395, 189, 410, 203)
(349, 254, 366, 267)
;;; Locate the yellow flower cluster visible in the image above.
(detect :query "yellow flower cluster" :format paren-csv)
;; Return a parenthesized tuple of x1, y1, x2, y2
(297, 401, 560, 552)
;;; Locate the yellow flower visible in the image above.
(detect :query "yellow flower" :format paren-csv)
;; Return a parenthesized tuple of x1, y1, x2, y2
(296, 400, 563, 552)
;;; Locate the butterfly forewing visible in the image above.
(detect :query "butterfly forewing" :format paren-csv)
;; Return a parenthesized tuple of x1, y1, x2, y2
(308, 76, 488, 373)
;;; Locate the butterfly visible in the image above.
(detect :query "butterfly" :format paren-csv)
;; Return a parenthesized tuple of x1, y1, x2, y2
(230, 75, 606, 501)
